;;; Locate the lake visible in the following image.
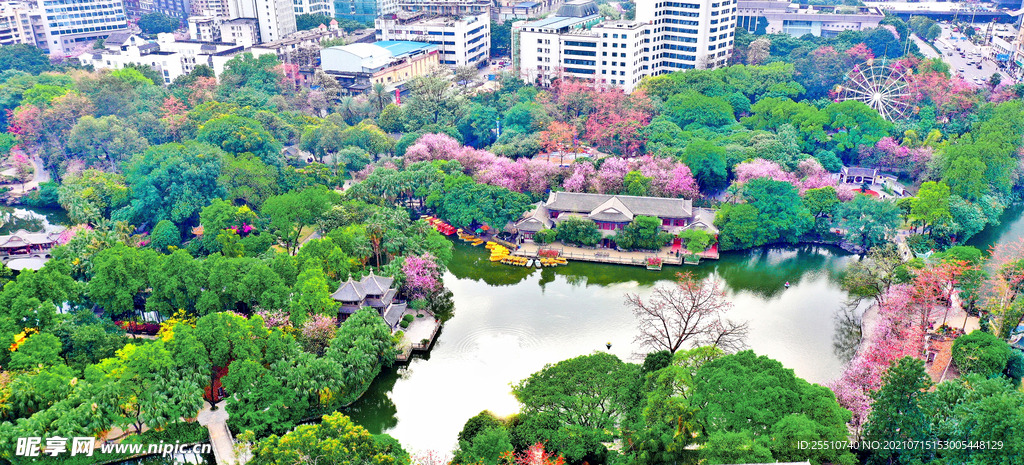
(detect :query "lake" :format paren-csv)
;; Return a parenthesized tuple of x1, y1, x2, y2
(346, 241, 867, 454)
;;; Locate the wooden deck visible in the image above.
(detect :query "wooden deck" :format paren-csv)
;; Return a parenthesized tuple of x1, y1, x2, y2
(395, 319, 441, 362)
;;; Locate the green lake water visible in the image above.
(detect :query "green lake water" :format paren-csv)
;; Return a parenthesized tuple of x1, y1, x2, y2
(346, 241, 866, 454)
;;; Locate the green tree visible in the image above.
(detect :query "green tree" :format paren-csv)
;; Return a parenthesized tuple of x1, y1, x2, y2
(911, 181, 951, 232)
(864, 357, 932, 465)
(251, 412, 410, 465)
(737, 178, 814, 247)
(714, 203, 759, 251)
(377, 103, 405, 133)
(287, 267, 337, 326)
(512, 352, 640, 432)
(616, 216, 670, 250)
(0, 44, 52, 74)
(692, 350, 854, 464)
(219, 52, 285, 95)
(138, 12, 179, 34)
(802, 186, 840, 218)
(9, 333, 64, 370)
(682, 139, 728, 193)
(149, 220, 181, 252)
(197, 115, 283, 168)
(121, 142, 227, 226)
(951, 330, 1012, 377)
(623, 171, 652, 196)
(147, 249, 207, 316)
(680, 229, 714, 255)
(554, 216, 603, 247)
(664, 91, 735, 129)
(87, 244, 155, 319)
(263, 186, 340, 255)
(467, 428, 513, 465)
(57, 169, 130, 224)
(294, 13, 332, 30)
(836, 194, 901, 250)
(66, 115, 149, 168)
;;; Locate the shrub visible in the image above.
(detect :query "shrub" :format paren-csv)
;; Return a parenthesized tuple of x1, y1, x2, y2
(533, 229, 556, 244)
(400, 320, 410, 329)
(952, 330, 1012, 376)
(402, 314, 415, 323)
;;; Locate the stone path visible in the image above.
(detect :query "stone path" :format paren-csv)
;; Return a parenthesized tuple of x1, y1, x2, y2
(197, 400, 246, 465)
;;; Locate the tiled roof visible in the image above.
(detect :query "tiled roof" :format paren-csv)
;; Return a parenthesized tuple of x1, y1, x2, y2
(383, 302, 407, 327)
(544, 192, 692, 219)
(514, 202, 553, 232)
(843, 167, 877, 177)
(0, 230, 61, 248)
(588, 196, 634, 223)
(331, 278, 366, 302)
(361, 271, 394, 295)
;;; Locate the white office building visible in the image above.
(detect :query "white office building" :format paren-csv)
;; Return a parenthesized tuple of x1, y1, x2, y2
(227, 0, 294, 42)
(513, 0, 737, 92)
(375, 10, 489, 67)
(36, 0, 128, 54)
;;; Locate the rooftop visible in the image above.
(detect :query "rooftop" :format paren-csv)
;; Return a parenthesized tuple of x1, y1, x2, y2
(545, 192, 694, 220)
(556, 0, 598, 17)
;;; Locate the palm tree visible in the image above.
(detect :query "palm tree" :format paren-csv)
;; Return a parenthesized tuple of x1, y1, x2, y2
(338, 96, 356, 123)
(370, 82, 392, 113)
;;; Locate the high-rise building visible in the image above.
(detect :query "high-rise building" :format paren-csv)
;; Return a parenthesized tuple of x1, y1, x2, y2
(636, 0, 736, 70)
(293, 0, 333, 17)
(36, 0, 128, 54)
(512, 0, 736, 92)
(0, 1, 36, 45)
(140, 0, 191, 20)
(376, 10, 489, 67)
(333, 0, 385, 24)
(396, 0, 487, 16)
(227, 0, 294, 42)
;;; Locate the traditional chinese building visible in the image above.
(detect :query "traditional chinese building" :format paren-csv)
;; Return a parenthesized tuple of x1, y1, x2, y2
(0, 229, 63, 269)
(330, 271, 407, 328)
(512, 192, 717, 249)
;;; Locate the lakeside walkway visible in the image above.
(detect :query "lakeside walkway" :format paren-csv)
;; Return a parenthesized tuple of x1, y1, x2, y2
(395, 308, 441, 362)
(513, 241, 718, 267)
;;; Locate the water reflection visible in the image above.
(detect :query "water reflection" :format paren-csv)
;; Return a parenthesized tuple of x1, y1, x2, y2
(832, 302, 865, 364)
(349, 240, 861, 453)
(0, 207, 69, 234)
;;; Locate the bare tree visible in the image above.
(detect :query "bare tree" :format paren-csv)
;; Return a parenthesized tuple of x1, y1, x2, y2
(625, 272, 748, 355)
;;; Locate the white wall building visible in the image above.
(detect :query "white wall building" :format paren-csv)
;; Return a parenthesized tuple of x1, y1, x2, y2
(227, 0, 293, 42)
(36, 0, 128, 54)
(736, 1, 884, 37)
(78, 32, 275, 83)
(513, 0, 736, 92)
(375, 10, 489, 67)
(188, 14, 220, 41)
(0, 1, 36, 46)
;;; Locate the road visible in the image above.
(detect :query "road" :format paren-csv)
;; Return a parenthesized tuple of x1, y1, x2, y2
(931, 24, 1014, 86)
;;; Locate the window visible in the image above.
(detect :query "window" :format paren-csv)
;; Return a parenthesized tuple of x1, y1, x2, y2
(537, 38, 542, 43)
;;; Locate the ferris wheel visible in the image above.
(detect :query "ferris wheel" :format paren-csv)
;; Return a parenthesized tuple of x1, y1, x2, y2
(835, 60, 913, 122)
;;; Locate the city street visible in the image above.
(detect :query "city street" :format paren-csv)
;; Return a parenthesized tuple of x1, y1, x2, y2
(930, 24, 1014, 86)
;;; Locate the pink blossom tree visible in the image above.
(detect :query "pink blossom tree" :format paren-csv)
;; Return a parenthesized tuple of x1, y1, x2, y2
(404, 133, 464, 164)
(402, 253, 441, 300)
(795, 158, 837, 191)
(255, 309, 291, 329)
(732, 158, 798, 185)
(300, 313, 337, 356)
(593, 157, 632, 194)
(562, 162, 595, 192)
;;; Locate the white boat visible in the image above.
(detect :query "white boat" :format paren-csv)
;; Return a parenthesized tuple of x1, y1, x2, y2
(535, 259, 542, 268)
(526, 259, 534, 267)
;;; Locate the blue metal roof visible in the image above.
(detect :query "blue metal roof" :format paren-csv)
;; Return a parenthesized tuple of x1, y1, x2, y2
(376, 40, 435, 56)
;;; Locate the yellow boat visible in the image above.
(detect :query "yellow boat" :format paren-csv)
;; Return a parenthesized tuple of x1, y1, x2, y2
(490, 255, 507, 261)
(471, 239, 484, 246)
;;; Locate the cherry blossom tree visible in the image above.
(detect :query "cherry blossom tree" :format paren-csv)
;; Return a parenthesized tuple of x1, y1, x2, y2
(300, 313, 337, 356)
(255, 309, 291, 329)
(404, 133, 464, 164)
(795, 158, 837, 191)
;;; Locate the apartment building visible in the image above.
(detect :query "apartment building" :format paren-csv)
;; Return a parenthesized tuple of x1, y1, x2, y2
(396, 0, 487, 16)
(375, 10, 488, 67)
(227, 0, 294, 42)
(36, 0, 129, 54)
(512, 0, 736, 92)
(0, 1, 35, 45)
